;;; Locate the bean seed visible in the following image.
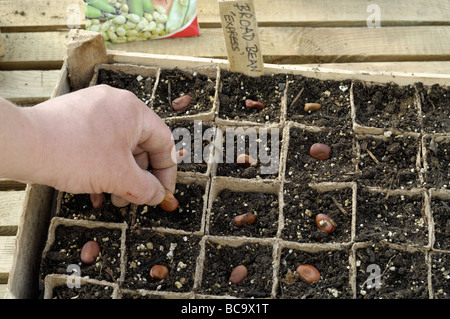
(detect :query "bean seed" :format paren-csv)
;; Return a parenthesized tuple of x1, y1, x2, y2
(229, 265, 248, 284)
(304, 103, 322, 112)
(245, 99, 265, 110)
(80, 241, 101, 265)
(172, 94, 192, 111)
(309, 143, 332, 160)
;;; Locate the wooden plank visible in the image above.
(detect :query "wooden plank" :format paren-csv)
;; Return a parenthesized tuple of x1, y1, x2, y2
(0, 29, 4, 57)
(198, 0, 450, 27)
(1, 0, 449, 30)
(0, 70, 61, 105)
(0, 31, 68, 70)
(0, 236, 16, 284)
(109, 26, 450, 64)
(1, 26, 450, 69)
(0, 190, 26, 236)
(0, 0, 84, 31)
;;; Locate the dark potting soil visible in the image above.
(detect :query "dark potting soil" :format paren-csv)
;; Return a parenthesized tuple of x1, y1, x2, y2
(431, 197, 450, 251)
(218, 71, 286, 124)
(357, 134, 420, 189)
(58, 193, 129, 223)
(134, 182, 206, 233)
(122, 229, 201, 293)
(168, 120, 215, 174)
(355, 188, 428, 246)
(417, 83, 450, 134)
(285, 126, 356, 183)
(430, 252, 450, 299)
(51, 283, 114, 299)
(199, 241, 273, 298)
(209, 190, 279, 238)
(355, 243, 428, 299)
(278, 247, 352, 299)
(423, 137, 450, 189)
(215, 128, 281, 179)
(152, 68, 216, 118)
(41, 225, 123, 283)
(282, 182, 353, 244)
(286, 75, 352, 130)
(353, 81, 420, 133)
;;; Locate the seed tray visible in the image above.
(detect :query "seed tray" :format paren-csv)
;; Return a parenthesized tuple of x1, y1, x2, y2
(35, 58, 450, 299)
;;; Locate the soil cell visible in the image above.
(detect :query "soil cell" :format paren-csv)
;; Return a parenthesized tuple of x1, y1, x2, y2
(430, 252, 450, 299)
(286, 75, 352, 130)
(357, 134, 420, 189)
(355, 243, 428, 299)
(58, 193, 129, 223)
(423, 137, 450, 189)
(168, 120, 215, 174)
(355, 188, 428, 246)
(51, 283, 114, 299)
(352, 81, 420, 133)
(278, 247, 352, 299)
(123, 229, 201, 293)
(431, 197, 450, 251)
(285, 126, 356, 183)
(97, 68, 154, 104)
(417, 83, 450, 134)
(282, 182, 353, 243)
(152, 68, 216, 118)
(134, 182, 206, 232)
(209, 190, 279, 238)
(218, 71, 286, 124)
(215, 128, 281, 179)
(41, 225, 123, 283)
(199, 241, 273, 298)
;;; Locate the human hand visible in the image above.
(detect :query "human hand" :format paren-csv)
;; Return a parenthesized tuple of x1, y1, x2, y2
(22, 85, 177, 206)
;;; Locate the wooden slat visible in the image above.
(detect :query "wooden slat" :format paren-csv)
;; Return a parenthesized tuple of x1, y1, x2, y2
(0, 190, 26, 236)
(1, 0, 449, 30)
(0, 236, 16, 283)
(0, 70, 61, 105)
(0, 29, 4, 57)
(0, 0, 84, 31)
(197, 0, 450, 27)
(105, 26, 450, 64)
(1, 26, 450, 69)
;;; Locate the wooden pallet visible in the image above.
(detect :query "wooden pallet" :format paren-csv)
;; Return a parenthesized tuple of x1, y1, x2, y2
(1, 0, 450, 298)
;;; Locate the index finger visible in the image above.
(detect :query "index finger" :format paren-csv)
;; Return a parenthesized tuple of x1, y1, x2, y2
(136, 107, 177, 193)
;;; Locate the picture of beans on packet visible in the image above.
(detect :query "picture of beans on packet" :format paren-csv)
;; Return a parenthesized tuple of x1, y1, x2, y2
(84, 0, 200, 44)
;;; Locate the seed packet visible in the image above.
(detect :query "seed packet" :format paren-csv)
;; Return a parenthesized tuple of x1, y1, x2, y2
(84, 0, 199, 44)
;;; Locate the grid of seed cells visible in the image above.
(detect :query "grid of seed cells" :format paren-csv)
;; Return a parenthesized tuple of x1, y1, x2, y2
(45, 67, 450, 299)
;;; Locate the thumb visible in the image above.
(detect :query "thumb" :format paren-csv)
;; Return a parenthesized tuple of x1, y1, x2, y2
(113, 156, 166, 206)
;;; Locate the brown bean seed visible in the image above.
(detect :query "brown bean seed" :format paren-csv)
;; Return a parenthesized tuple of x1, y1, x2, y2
(172, 95, 192, 111)
(159, 188, 179, 212)
(309, 143, 332, 160)
(159, 189, 179, 212)
(304, 103, 322, 112)
(150, 265, 169, 280)
(90, 193, 106, 209)
(236, 154, 258, 167)
(80, 240, 101, 265)
(229, 265, 248, 284)
(245, 99, 265, 110)
(296, 264, 321, 283)
(315, 213, 336, 233)
(233, 213, 256, 227)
